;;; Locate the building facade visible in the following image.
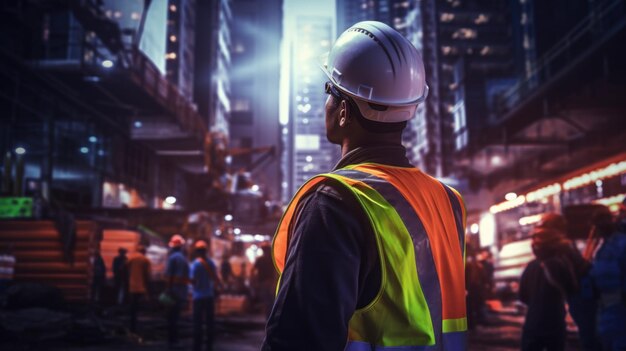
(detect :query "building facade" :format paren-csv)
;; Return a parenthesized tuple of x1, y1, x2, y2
(166, 0, 196, 101)
(282, 15, 339, 202)
(194, 0, 232, 134)
(230, 0, 283, 201)
(0, 0, 233, 212)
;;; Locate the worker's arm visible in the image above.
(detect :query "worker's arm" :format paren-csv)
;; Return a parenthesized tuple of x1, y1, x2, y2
(145, 260, 152, 294)
(189, 261, 197, 286)
(519, 261, 534, 305)
(207, 260, 222, 287)
(262, 183, 379, 351)
(166, 256, 175, 290)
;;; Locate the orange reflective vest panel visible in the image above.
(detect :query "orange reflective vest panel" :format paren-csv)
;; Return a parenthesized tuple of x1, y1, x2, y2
(273, 163, 467, 350)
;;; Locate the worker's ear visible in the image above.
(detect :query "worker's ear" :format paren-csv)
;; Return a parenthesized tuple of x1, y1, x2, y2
(339, 100, 350, 127)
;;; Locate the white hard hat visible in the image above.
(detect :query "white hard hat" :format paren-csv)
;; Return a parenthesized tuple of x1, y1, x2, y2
(321, 21, 429, 123)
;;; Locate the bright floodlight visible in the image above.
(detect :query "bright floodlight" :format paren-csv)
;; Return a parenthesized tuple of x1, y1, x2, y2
(102, 60, 114, 68)
(504, 192, 517, 201)
(251, 184, 260, 192)
(80, 147, 89, 154)
(15, 147, 26, 155)
(233, 228, 241, 235)
(491, 155, 502, 166)
(470, 223, 479, 234)
(89, 136, 97, 143)
(224, 214, 233, 221)
(165, 196, 177, 205)
(134, 121, 143, 128)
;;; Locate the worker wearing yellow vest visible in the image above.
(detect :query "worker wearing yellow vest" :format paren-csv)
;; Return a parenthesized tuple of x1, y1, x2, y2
(262, 21, 467, 351)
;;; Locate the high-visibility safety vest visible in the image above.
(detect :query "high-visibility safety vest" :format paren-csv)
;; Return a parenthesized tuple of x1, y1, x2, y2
(273, 163, 467, 350)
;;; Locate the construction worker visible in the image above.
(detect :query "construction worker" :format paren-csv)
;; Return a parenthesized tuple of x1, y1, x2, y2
(166, 234, 189, 348)
(190, 240, 221, 351)
(589, 201, 626, 350)
(519, 214, 586, 351)
(263, 21, 467, 350)
(127, 245, 151, 334)
(113, 247, 128, 305)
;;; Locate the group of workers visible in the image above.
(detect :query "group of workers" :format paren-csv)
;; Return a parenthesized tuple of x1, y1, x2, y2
(110, 234, 276, 351)
(107, 235, 220, 351)
(520, 202, 626, 351)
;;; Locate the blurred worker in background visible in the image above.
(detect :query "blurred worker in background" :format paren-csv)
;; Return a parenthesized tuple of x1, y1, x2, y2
(91, 247, 106, 304)
(165, 234, 189, 349)
(588, 202, 626, 351)
(519, 213, 588, 351)
(465, 247, 486, 330)
(220, 251, 233, 293)
(113, 247, 128, 305)
(480, 249, 495, 298)
(252, 244, 276, 318)
(264, 21, 467, 350)
(127, 245, 151, 334)
(190, 240, 221, 351)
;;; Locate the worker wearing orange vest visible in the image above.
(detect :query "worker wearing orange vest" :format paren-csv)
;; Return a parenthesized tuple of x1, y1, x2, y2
(262, 21, 467, 351)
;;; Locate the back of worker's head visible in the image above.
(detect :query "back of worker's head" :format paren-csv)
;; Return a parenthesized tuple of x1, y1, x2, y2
(592, 207, 615, 238)
(321, 21, 428, 134)
(136, 245, 146, 255)
(194, 240, 208, 258)
(531, 213, 570, 259)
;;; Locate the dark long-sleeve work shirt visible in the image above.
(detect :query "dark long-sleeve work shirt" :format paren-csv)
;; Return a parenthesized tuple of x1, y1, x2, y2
(519, 259, 566, 337)
(262, 145, 412, 351)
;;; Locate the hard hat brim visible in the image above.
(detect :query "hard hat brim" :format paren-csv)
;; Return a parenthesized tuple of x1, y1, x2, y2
(318, 52, 429, 107)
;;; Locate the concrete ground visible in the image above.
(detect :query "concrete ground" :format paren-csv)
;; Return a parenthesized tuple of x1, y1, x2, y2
(1, 301, 583, 350)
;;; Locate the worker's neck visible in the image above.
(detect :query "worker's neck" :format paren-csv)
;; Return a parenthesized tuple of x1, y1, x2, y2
(341, 133, 402, 157)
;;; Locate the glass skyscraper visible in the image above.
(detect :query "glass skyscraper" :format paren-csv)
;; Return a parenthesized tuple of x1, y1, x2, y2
(281, 15, 339, 203)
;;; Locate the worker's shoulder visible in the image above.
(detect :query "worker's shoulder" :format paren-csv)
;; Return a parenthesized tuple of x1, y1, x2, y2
(304, 176, 355, 203)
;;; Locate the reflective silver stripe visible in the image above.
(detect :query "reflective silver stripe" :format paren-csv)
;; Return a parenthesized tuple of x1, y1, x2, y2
(439, 183, 465, 256)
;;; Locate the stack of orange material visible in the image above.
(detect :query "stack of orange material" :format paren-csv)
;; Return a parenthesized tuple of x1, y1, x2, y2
(0, 220, 97, 301)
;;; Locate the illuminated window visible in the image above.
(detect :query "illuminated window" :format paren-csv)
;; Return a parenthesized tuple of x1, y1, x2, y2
(480, 46, 491, 55)
(475, 14, 489, 24)
(295, 135, 320, 150)
(442, 46, 457, 55)
(440, 13, 455, 22)
(452, 28, 477, 39)
(170, 35, 177, 42)
(165, 52, 177, 60)
(523, 35, 530, 49)
(131, 12, 140, 20)
(233, 99, 250, 112)
(114, 11, 122, 19)
(170, 4, 177, 12)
